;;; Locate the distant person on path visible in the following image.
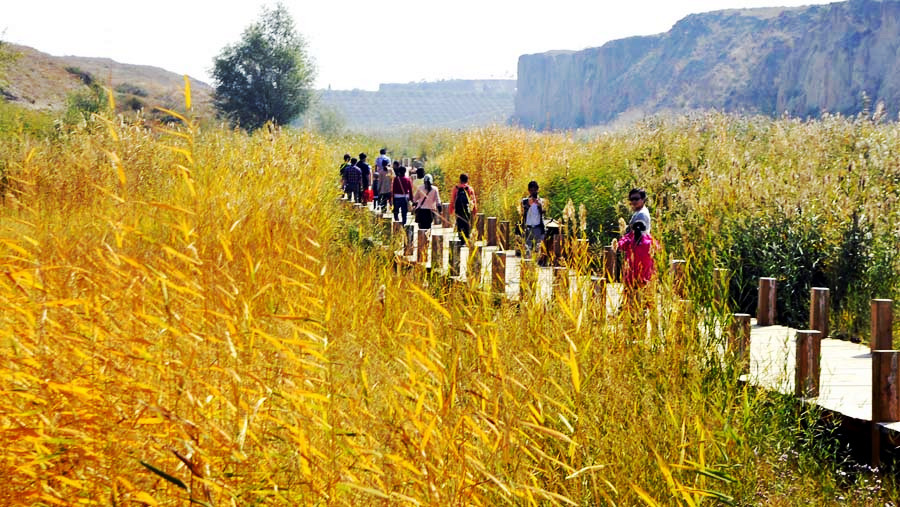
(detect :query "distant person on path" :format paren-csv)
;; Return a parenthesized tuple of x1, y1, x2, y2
(375, 148, 391, 172)
(627, 188, 651, 233)
(450, 173, 477, 242)
(357, 153, 372, 203)
(521, 180, 546, 260)
(339, 153, 351, 181)
(344, 157, 362, 202)
(613, 217, 658, 330)
(413, 166, 426, 197)
(391, 165, 414, 224)
(413, 174, 442, 230)
(377, 161, 393, 211)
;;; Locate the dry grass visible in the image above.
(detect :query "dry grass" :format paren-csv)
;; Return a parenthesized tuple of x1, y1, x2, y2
(1, 102, 898, 505)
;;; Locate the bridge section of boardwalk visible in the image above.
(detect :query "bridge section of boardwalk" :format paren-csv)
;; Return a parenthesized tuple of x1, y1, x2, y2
(344, 197, 900, 466)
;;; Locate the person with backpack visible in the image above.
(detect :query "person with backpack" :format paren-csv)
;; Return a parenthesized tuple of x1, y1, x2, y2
(391, 165, 414, 224)
(413, 174, 442, 230)
(450, 173, 477, 242)
(520, 180, 546, 259)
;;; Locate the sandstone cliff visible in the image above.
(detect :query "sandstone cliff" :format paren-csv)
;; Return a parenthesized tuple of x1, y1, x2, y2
(515, 0, 900, 129)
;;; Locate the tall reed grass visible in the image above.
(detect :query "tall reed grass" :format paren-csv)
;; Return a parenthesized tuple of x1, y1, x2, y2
(1, 102, 898, 505)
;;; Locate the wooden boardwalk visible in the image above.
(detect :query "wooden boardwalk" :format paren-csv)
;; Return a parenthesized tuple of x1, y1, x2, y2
(348, 198, 899, 464)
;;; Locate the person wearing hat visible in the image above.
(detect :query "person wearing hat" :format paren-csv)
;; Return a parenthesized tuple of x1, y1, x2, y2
(413, 174, 442, 231)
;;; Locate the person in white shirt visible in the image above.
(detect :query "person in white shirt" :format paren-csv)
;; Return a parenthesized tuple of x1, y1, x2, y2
(627, 188, 651, 233)
(520, 180, 545, 259)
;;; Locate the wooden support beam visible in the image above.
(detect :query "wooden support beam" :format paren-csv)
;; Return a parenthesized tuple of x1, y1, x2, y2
(730, 313, 752, 370)
(810, 287, 830, 340)
(499, 221, 510, 250)
(470, 244, 482, 285)
(448, 239, 462, 277)
(492, 251, 507, 294)
(487, 217, 498, 246)
(670, 259, 686, 298)
(757, 277, 777, 326)
(551, 234, 563, 266)
(475, 213, 486, 242)
(553, 267, 569, 299)
(603, 246, 617, 282)
(873, 350, 900, 422)
(795, 330, 821, 398)
(431, 233, 443, 271)
(591, 276, 607, 319)
(391, 220, 402, 238)
(871, 299, 893, 351)
(441, 202, 451, 227)
(417, 230, 428, 264)
(403, 224, 415, 257)
(520, 258, 536, 301)
(713, 268, 729, 308)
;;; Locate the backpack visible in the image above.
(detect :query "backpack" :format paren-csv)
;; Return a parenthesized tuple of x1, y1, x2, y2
(454, 185, 470, 215)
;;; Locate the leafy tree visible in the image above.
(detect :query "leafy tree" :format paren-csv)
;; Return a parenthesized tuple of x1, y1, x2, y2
(212, 3, 315, 131)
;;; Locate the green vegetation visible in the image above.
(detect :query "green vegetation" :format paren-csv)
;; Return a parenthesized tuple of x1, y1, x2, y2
(212, 2, 315, 130)
(2, 102, 900, 504)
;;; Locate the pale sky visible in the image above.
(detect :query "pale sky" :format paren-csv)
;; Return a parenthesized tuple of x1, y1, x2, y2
(3, 0, 833, 91)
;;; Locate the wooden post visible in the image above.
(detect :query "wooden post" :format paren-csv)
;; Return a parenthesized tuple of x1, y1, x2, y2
(809, 288, 830, 340)
(591, 276, 607, 318)
(873, 350, 900, 422)
(871, 299, 893, 350)
(520, 258, 536, 301)
(757, 277, 777, 326)
(404, 224, 415, 257)
(545, 235, 558, 266)
(391, 220, 402, 238)
(441, 202, 451, 227)
(475, 213, 486, 242)
(730, 313, 752, 369)
(553, 267, 569, 299)
(714, 268, 729, 307)
(492, 252, 507, 294)
(431, 233, 443, 271)
(448, 239, 462, 277)
(603, 246, 616, 282)
(487, 217, 498, 246)
(670, 259, 686, 298)
(470, 244, 482, 285)
(417, 229, 428, 264)
(499, 221, 510, 250)
(794, 330, 821, 398)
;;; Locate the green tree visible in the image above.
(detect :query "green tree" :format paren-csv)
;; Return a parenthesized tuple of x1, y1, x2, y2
(212, 3, 315, 131)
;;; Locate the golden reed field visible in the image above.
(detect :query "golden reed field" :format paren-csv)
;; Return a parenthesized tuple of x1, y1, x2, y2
(2, 94, 900, 505)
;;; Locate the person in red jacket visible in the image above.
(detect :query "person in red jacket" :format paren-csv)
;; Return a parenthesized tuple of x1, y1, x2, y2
(614, 217, 658, 332)
(391, 165, 414, 224)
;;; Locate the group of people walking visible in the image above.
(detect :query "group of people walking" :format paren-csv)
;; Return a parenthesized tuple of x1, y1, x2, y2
(340, 152, 658, 316)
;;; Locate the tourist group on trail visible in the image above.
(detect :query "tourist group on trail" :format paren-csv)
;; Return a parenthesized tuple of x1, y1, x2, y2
(339, 150, 658, 313)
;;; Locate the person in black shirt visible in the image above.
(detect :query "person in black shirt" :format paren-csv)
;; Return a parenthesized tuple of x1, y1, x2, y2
(357, 153, 371, 203)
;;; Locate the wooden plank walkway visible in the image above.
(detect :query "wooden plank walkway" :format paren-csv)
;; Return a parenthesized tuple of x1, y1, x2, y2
(348, 197, 899, 463)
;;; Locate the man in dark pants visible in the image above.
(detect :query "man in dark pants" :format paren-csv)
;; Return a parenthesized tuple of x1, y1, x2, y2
(357, 153, 371, 203)
(344, 157, 362, 202)
(450, 173, 477, 243)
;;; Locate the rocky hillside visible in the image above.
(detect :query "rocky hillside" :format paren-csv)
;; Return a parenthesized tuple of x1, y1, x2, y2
(314, 80, 515, 131)
(1, 43, 212, 115)
(515, 0, 900, 129)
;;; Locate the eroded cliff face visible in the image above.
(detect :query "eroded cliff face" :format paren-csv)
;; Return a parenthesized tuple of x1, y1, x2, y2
(515, 0, 900, 129)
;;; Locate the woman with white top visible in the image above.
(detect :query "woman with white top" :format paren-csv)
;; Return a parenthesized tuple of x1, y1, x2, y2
(413, 174, 442, 230)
